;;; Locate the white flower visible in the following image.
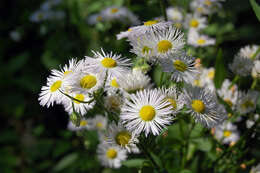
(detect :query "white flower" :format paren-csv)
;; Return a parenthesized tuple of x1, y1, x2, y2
(252, 60, 260, 78)
(87, 13, 103, 25)
(106, 122, 140, 153)
(187, 29, 215, 47)
(160, 53, 198, 84)
(104, 92, 124, 112)
(97, 143, 127, 168)
(158, 87, 185, 114)
(151, 26, 185, 58)
(30, 10, 49, 22)
(116, 28, 133, 40)
(166, 7, 183, 22)
(184, 86, 227, 128)
(67, 118, 91, 131)
(9, 30, 21, 42)
(193, 67, 215, 92)
(246, 114, 259, 129)
(120, 89, 173, 136)
(184, 14, 207, 31)
(250, 163, 260, 173)
(118, 70, 151, 94)
(214, 121, 240, 145)
(39, 75, 66, 107)
(63, 92, 95, 115)
(237, 90, 259, 114)
(85, 49, 131, 80)
(217, 79, 238, 110)
(229, 55, 254, 77)
(238, 45, 260, 60)
(89, 115, 108, 131)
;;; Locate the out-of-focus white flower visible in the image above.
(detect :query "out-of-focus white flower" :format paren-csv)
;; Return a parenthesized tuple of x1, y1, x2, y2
(89, 115, 108, 131)
(238, 45, 260, 60)
(250, 162, 260, 173)
(246, 114, 259, 129)
(237, 90, 259, 114)
(187, 29, 215, 47)
(193, 67, 215, 92)
(87, 13, 103, 25)
(229, 55, 254, 77)
(166, 7, 183, 23)
(9, 30, 21, 42)
(67, 118, 91, 131)
(252, 60, 260, 78)
(184, 14, 207, 31)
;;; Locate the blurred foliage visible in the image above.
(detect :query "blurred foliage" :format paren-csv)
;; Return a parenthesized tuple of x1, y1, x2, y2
(1, 0, 260, 172)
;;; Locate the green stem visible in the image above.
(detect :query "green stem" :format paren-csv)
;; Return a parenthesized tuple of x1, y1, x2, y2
(251, 46, 260, 60)
(159, 0, 168, 21)
(251, 78, 258, 89)
(159, 71, 165, 86)
(59, 90, 94, 104)
(228, 75, 240, 89)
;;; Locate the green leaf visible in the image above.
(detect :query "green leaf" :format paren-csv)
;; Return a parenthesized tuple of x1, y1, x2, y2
(122, 159, 146, 168)
(180, 169, 192, 173)
(192, 138, 212, 152)
(214, 49, 226, 89)
(52, 153, 78, 172)
(250, 0, 260, 22)
(150, 152, 163, 168)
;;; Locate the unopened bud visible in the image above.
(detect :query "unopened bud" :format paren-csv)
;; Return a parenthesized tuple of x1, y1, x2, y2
(70, 112, 80, 127)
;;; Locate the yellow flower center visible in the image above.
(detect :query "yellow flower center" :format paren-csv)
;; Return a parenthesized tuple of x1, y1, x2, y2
(167, 98, 177, 110)
(189, 19, 199, 28)
(64, 70, 72, 76)
(106, 149, 117, 159)
(74, 94, 84, 104)
(204, 0, 212, 6)
(173, 60, 187, 72)
(223, 130, 232, 137)
(197, 39, 206, 45)
(110, 8, 118, 14)
(139, 105, 156, 121)
(110, 78, 119, 88)
(142, 46, 152, 55)
(197, 7, 204, 13)
(96, 122, 103, 129)
(97, 15, 102, 21)
(80, 120, 87, 126)
(128, 28, 132, 32)
(143, 20, 158, 26)
(191, 100, 205, 113)
(193, 79, 201, 86)
(101, 57, 117, 68)
(207, 70, 215, 79)
(241, 100, 254, 109)
(50, 80, 62, 92)
(80, 75, 97, 89)
(174, 23, 182, 28)
(116, 131, 131, 146)
(224, 99, 233, 107)
(157, 40, 172, 53)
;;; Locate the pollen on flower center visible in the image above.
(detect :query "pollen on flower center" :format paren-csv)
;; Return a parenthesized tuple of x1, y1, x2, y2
(80, 75, 97, 89)
(167, 98, 177, 110)
(139, 105, 156, 121)
(50, 80, 62, 92)
(143, 20, 158, 26)
(173, 60, 187, 72)
(190, 19, 199, 28)
(110, 8, 118, 14)
(223, 130, 232, 137)
(106, 149, 117, 159)
(157, 40, 173, 53)
(191, 100, 205, 113)
(110, 78, 119, 88)
(116, 131, 131, 146)
(74, 94, 85, 104)
(197, 39, 206, 45)
(96, 122, 103, 129)
(101, 57, 117, 68)
(142, 46, 151, 54)
(80, 120, 87, 126)
(224, 99, 233, 107)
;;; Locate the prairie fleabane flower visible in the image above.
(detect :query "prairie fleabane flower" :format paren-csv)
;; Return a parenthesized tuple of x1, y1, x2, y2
(184, 86, 227, 128)
(229, 55, 254, 77)
(238, 45, 260, 60)
(187, 29, 215, 47)
(120, 89, 173, 136)
(89, 115, 108, 131)
(185, 14, 207, 31)
(97, 143, 127, 168)
(166, 7, 183, 23)
(67, 118, 91, 131)
(237, 90, 259, 114)
(106, 122, 140, 153)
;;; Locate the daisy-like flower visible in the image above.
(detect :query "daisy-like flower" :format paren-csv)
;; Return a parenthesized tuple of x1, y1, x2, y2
(66, 70, 104, 94)
(151, 26, 185, 58)
(194, 67, 215, 92)
(85, 49, 131, 80)
(160, 53, 197, 83)
(118, 69, 151, 94)
(217, 79, 238, 110)
(105, 77, 122, 94)
(120, 89, 173, 136)
(214, 121, 240, 145)
(184, 14, 207, 31)
(229, 55, 254, 77)
(97, 143, 127, 168)
(187, 29, 215, 47)
(246, 114, 259, 129)
(63, 92, 95, 115)
(89, 115, 108, 131)
(237, 90, 259, 114)
(39, 75, 66, 107)
(238, 45, 260, 60)
(30, 10, 49, 23)
(104, 92, 124, 112)
(116, 28, 133, 40)
(87, 13, 103, 25)
(158, 87, 185, 114)
(100, 6, 128, 21)
(166, 7, 183, 23)
(252, 60, 260, 78)
(106, 122, 140, 153)
(67, 118, 91, 131)
(184, 86, 227, 128)
(250, 163, 260, 173)
(10, 30, 21, 42)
